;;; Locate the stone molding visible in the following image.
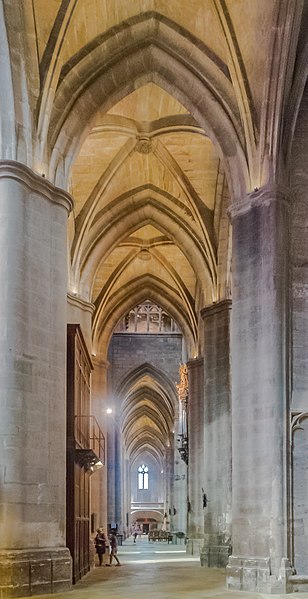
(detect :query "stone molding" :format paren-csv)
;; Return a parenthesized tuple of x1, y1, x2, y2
(200, 298, 232, 320)
(228, 184, 290, 220)
(67, 292, 95, 314)
(0, 160, 73, 213)
(289, 575, 308, 593)
(290, 410, 308, 436)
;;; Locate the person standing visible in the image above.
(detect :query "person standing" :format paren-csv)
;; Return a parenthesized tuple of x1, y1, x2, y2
(94, 528, 107, 566)
(108, 531, 121, 566)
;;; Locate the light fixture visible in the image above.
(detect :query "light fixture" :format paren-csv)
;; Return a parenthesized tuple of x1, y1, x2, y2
(90, 460, 103, 473)
(75, 449, 103, 473)
(106, 408, 112, 414)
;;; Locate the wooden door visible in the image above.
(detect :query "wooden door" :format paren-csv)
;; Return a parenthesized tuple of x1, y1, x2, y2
(66, 325, 93, 584)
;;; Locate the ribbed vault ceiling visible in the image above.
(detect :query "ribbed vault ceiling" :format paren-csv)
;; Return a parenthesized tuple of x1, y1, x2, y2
(117, 366, 176, 462)
(22, 0, 282, 458)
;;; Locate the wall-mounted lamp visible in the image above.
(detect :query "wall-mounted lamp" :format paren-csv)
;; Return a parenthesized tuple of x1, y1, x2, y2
(75, 449, 103, 473)
(90, 460, 103, 473)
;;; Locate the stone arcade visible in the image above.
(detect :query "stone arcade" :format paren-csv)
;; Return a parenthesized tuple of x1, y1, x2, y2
(0, 1, 307, 596)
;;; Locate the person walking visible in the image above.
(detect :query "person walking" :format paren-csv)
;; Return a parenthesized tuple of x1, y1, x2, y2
(107, 531, 121, 566)
(94, 528, 107, 566)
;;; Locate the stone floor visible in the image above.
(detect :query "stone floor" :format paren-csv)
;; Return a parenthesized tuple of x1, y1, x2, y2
(23, 537, 308, 599)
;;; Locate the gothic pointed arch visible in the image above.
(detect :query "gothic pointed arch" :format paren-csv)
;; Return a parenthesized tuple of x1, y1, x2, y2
(93, 276, 197, 360)
(80, 194, 215, 302)
(71, 114, 207, 267)
(41, 11, 249, 196)
(131, 450, 164, 477)
(123, 404, 170, 439)
(283, 4, 308, 166)
(116, 361, 177, 412)
(117, 362, 176, 460)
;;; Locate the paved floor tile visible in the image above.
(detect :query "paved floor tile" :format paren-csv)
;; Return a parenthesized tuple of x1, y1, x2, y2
(18, 537, 308, 599)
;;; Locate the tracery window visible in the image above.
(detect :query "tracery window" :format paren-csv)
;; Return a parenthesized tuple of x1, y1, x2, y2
(114, 301, 180, 334)
(138, 464, 149, 490)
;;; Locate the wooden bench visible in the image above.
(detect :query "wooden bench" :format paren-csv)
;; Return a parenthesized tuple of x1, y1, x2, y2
(148, 531, 173, 543)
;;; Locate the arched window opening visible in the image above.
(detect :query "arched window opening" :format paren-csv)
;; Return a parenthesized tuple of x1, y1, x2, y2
(115, 301, 180, 334)
(138, 464, 149, 490)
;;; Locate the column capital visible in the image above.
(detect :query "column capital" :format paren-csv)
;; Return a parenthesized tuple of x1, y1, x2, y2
(91, 356, 110, 369)
(228, 184, 290, 221)
(0, 160, 73, 213)
(187, 356, 204, 371)
(200, 299, 232, 320)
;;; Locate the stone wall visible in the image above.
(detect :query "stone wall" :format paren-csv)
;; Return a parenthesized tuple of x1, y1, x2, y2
(108, 333, 183, 387)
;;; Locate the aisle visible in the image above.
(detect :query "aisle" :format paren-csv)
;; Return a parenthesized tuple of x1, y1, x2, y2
(16, 537, 308, 599)
(116, 533, 198, 564)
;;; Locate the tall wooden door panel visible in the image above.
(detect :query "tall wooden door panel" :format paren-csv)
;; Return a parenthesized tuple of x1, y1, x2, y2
(66, 325, 93, 584)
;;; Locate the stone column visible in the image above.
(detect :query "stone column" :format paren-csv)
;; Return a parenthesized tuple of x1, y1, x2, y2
(200, 301, 232, 568)
(0, 161, 73, 597)
(173, 408, 188, 535)
(91, 358, 109, 533)
(165, 445, 174, 530)
(186, 357, 204, 555)
(123, 456, 130, 536)
(227, 186, 292, 593)
(107, 413, 122, 529)
(172, 458, 187, 535)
